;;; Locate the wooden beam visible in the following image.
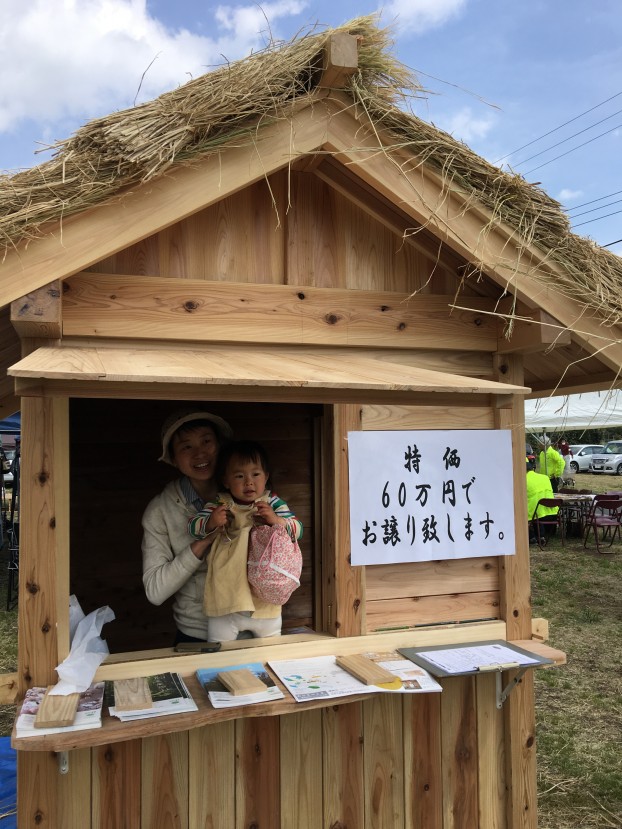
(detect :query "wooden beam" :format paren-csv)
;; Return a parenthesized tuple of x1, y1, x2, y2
(0, 98, 334, 307)
(62, 273, 502, 351)
(498, 310, 571, 354)
(10, 280, 62, 339)
(318, 33, 359, 89)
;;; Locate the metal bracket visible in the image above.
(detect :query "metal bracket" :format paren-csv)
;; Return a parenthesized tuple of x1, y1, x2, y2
(57, 751, 69, 775)
(495, 667, 528, 709)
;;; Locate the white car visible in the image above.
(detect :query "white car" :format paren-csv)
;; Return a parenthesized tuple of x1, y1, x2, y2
(568, 444, 604, 473)
(589, 441, 622, 475)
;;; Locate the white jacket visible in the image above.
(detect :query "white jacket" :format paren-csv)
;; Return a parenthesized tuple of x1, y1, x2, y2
(142, 479, 209, 640)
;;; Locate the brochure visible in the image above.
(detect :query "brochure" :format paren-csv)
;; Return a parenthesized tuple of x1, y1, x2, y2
(268, 651, 442, 703)
(107, 672, 197, 721)
(196, 662, 285, 709)
(15, 682, 105, 737)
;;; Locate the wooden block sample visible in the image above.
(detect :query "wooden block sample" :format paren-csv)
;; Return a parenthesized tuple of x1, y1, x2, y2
(34, 687, 81, 728)
(113, 677, 153, 711)
(217, 669, 267, 696)
(335, 654, 395, 686)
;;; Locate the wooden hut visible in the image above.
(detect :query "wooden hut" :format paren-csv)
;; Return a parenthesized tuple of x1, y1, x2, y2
(2, 17, 621, 828)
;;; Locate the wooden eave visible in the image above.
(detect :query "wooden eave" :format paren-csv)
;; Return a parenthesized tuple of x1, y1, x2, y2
(8, 342, 529, 405)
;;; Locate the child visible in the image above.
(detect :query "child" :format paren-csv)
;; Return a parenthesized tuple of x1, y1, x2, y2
(188, 440, 303, 642)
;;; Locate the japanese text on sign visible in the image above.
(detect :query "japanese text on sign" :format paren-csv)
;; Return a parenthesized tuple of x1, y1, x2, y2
(348, 430, 516, 565)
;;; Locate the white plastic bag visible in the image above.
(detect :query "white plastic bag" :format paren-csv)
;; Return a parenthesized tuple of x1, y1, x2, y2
(51, 602, 115, 695)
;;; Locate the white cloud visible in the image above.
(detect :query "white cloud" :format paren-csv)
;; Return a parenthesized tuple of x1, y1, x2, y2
(557, 188, 583, 203)
(381, 0, 468, 33)
(0, 0, 307, 134)
(436, 107, 495, 143)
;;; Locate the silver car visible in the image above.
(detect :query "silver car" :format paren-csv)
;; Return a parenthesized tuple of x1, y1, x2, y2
(568, 444, 604, 473)
(589, 441, 622, 475)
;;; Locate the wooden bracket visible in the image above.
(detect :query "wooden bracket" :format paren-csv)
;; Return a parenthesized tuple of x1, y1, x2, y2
(318, 34, 359, 89)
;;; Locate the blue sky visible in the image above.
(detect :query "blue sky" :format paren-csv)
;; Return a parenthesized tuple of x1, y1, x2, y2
(1, 0, 621, 253)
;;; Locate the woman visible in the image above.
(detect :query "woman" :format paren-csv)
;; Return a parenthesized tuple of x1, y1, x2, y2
(141, 408, 232, 644)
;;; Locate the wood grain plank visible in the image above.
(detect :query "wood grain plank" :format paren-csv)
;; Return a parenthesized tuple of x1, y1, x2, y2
(365, 557, 498, 601)
(476, 673, 507, 829)
(404, 693, 442, 829)
(142, 731, 189, 829)
(440, 676, 478, 829)
(323, 702, 364, 829)
(365, 591, 500, 632)
(57, 747, 91, 829)
(17, 751, 59, 828)
(362, 404, 495, 430)
(62, 272, 501, 350)
(93, 741, 141, 829)
(280, 709, 323, 829)
(363, 693, 404, 829)
(190, 722, 235, 829)
(236, 717, 280, 829)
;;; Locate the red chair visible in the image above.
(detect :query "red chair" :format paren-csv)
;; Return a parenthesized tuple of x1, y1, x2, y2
(530, 498, 564, 549)
(583, 497, 622, 553)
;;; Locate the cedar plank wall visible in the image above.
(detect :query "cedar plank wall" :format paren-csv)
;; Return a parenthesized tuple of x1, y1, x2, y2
(20, 174, 523, 828)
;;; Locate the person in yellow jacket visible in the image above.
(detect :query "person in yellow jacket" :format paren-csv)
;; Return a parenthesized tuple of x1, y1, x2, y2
(526, 457, 558, 544)
(538, 436, 565, 493)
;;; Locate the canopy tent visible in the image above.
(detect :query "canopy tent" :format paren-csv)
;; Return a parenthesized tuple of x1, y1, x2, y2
(525, 391, 622, 431)
(0, 411, 20, 433)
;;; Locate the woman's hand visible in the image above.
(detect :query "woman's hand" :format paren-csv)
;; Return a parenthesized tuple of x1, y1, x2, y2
(254, 501, 286, 528)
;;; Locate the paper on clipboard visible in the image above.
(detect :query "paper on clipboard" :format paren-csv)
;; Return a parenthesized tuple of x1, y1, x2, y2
(398, 640, 553, 677)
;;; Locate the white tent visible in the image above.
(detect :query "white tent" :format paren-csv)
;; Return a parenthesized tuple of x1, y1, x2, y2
(525, 391, 622, 431)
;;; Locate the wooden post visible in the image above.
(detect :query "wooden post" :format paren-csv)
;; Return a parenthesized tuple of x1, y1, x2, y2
(493, 354, 538, 829)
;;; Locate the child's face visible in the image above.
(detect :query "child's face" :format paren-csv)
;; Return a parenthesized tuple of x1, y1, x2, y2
(222, 456, 268, 504)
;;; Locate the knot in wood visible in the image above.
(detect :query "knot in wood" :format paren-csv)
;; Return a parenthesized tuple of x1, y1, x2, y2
(183, 300, 199, 313)
(499, 363, 508, 374)
(254, 742, 261, 757)
(37, 472, 49, 485)
(26, 581, 39, 595)
(41, 622, 51, 633)
(104, 749, 114, 762)
(526, 735, 535, 748)
(34, 811, 44, 824)
(297, 292, 306, 300)
(325, 313, 341, 325)
(49, 517, 56, 528)
(397, 322, 407, 331)
(353, 598, 361, 612)
(474, 317, 483, 326)
(380, 305, 390, 312)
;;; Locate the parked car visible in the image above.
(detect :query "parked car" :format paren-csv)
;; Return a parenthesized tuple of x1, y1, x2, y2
(568, 444, 605, 473)
(589, 441, 622, 475)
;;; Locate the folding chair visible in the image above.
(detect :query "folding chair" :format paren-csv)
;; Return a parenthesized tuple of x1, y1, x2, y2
(583, 497, 622, 553)
(530, 498, 564, 549)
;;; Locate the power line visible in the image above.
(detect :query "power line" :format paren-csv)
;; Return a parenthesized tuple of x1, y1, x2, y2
(573, 207, 622, 228)
(494, 90, 622, 164)
(566, 189, 622, 212)
(524, 122, 622, 175)
(512, 107, 622, 167)
(603, 238, 622, 248)
(569, 198, 622, 220)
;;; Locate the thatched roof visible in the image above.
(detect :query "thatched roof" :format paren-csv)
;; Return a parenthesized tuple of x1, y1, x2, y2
(1, 15, 620, 327)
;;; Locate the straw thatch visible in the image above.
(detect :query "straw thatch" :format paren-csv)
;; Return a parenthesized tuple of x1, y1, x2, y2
(1, 15, 621, 329)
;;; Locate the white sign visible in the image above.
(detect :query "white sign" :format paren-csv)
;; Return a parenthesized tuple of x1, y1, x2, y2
(348, 430, 516, 565)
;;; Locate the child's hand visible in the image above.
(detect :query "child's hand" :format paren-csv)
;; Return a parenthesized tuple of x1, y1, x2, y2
(206, 504, 230, 532)
(254, 501, 285, 528)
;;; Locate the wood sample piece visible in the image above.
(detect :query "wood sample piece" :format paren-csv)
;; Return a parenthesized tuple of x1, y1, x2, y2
(335, 654, 395, 686)
(113, 677, 153, 711)
(217, 669, 267, 696)
(34, 687, 81, 728)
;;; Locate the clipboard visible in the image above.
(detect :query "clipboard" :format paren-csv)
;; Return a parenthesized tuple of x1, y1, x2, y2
(398, 640, 554, 678)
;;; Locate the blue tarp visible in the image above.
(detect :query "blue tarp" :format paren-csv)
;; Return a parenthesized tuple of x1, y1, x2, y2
(0, 737, 16, 827)
(0, 414, 19, 435)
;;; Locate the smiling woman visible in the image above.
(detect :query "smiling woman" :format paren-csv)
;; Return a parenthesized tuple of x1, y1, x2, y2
(141, 408, 234, 646)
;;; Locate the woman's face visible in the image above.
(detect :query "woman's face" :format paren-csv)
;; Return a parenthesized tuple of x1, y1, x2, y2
(170, 424, 219, 488)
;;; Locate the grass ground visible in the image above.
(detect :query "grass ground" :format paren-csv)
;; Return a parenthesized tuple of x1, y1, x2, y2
(0, 475, 620, 827)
